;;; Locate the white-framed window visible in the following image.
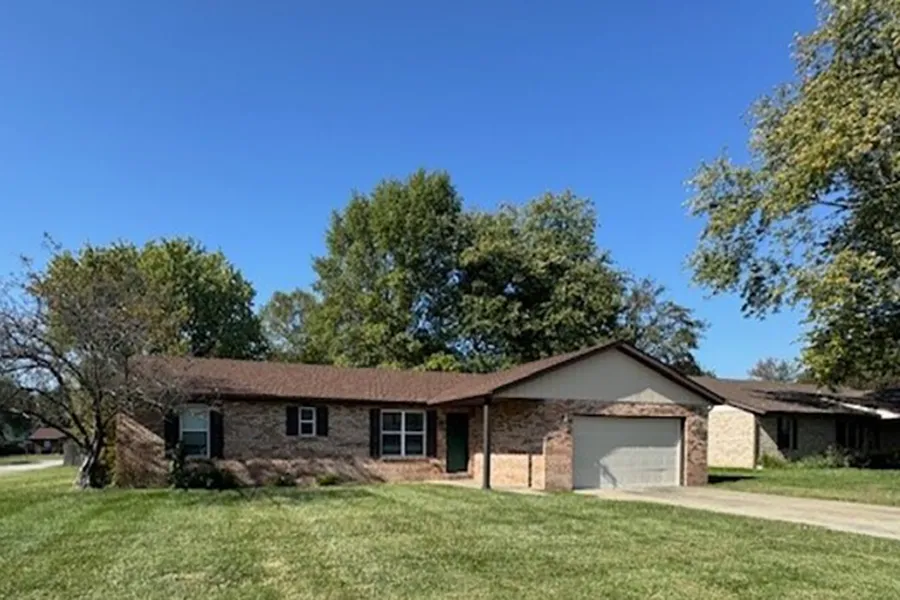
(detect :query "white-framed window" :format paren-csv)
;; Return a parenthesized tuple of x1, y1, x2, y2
(180, 405, 210, 458)
(299, 406, 317, 437)
(381, 410, 425, 457)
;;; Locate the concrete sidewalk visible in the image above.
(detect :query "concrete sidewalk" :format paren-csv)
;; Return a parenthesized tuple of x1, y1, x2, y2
(0, 459, 63, 476)
(426, 478, 545, 495)
(583, 486, 900, 541)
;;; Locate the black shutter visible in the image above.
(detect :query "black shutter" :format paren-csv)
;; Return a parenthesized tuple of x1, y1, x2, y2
(426, 410, 437, 457)
(791, 418, 799, 450)
(369, 409, 381, 458)
(286, 406, 299, 436)
(164, 411, 179, 456)
(836, 419, 846, 447)
(317, 405, 329, 437)
(210, 409, 224, 458)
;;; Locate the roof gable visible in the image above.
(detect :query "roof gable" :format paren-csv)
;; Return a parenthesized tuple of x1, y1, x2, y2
(494, 347, 712, 405)
(428, 341, 725, 405)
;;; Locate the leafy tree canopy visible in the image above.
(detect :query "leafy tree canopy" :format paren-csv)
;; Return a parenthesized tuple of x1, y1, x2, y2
(37, 238, 267, 360)
(259, 289, 324, 363)
(747, 357, 802, 383)
(292, 169, 707, 373)
(1, 252, 186, 487)
(688, 0, 900, 386)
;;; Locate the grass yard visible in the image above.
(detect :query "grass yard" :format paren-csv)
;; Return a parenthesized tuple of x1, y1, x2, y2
(0, 453, 62, 466)
(1, 469, 899, 600)
(710, 468, 900, 507)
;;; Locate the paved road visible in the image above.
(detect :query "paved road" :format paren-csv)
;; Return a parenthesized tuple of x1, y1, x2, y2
(583, 486, 900, 541)
(0, 459, 63, 476)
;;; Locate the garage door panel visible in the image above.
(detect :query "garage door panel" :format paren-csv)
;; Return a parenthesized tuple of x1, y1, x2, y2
(573, 417, 681, 489)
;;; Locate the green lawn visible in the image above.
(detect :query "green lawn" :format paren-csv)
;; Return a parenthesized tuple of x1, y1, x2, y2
(1, 468, 899, 600)
(0, 453, 62, 466)
(710, 468, 900, 507)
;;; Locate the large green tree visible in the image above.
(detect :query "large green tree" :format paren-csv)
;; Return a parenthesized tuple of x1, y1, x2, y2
(617, 277, 709, 376)
(305, 171, 706, 372)
(39, 238, 266, 359)
(459, 193, 623, 371)
(259, 289, 324, 363)
(312, 169, 466, 369)
(688, 0, 900, 386)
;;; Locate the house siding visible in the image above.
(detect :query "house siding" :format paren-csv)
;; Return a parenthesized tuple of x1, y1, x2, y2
(708, 405, 757, 469)
(757, 414, 837, 460)
(495, 348, 709, 407)
(470, 399, 709, 491)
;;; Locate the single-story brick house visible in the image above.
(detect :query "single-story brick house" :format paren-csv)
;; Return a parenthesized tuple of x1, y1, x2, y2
(698, 377, 900, 469)
(116, 341, 726, 490)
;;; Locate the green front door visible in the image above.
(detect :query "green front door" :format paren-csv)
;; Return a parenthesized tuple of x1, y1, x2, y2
(446, 413, 469, 473)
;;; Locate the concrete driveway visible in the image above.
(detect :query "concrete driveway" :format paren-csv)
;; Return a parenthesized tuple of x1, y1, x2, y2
(0, 459, 63, 476)
(583, 486, 900, 541)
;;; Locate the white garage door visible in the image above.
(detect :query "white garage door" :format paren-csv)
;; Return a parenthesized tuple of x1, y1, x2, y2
(573, 417, 682, 489)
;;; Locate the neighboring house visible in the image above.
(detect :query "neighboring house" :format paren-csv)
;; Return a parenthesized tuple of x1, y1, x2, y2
(698, 377, 900, 469)
(116, 341, 726, 490)
(26, 427, 67, 454)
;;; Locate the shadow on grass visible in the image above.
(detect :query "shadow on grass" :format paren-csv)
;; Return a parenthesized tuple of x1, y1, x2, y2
(172, 485, 378, 508)
(708, 472, 758, 484)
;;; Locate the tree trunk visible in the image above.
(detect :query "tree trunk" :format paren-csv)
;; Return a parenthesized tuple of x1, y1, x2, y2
(75, 436, 107, 489)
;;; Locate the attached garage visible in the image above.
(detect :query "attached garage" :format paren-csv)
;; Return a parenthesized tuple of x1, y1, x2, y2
(573, 416, 682, 489)
(463, 341, 723, 491)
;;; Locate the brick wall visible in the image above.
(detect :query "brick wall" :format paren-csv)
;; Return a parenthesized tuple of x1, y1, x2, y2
(115, 400, 451, 487)
(470, 398, 709, 491)
(708, 405, 757, 468)
(223, 400, 445, 483)
(757, 414, 837, 460)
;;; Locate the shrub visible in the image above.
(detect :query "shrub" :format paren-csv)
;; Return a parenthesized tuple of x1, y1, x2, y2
(864, 450, 900, 470)
(759, 453, 788, 469)
(268, 472, 296, 487)
(792, 446, 855, 469)
(169, 445, 240, 490)
(765, 446, 900, 470)
(316, 473, 342, 487)
(0, 443, 25, 457)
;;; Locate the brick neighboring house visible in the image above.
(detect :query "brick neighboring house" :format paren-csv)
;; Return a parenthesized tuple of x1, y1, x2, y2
(699, 377, 900, 469)
(116, 341, 725, 490)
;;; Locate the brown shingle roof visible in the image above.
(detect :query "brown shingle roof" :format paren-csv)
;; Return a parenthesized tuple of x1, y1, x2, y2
(691, 377, 871, 415)
(147, 341, 726, 407)
(148, 356, 481, 403)
(29, 427, 67, 441)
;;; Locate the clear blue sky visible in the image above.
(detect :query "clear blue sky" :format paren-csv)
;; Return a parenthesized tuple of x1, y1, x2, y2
(0, 1, 817, 377)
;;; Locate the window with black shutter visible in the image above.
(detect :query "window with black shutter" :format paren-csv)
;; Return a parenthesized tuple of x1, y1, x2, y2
(286, 405, 328, 437)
